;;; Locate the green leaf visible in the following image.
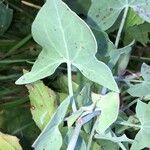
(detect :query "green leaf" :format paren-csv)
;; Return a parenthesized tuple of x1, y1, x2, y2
(88, 0, 150, 31)
(124, 23, 150, 46)
(64, 0, 91, 15)
(25, 80, 57, 130)
(52, 74, 78, 93)
(95, 130, 133, 143)
(67, 110, 83, 127)
(15, 0, 119, 92)
(94, 31, 133, 69)
(108, 41, 133, 70)
(96, 139, 119, 150)
(127, 63, 150, 97)
(32, 97, 70, 150)
(131, 100, 150, 150)
(125, 8, 144, 29)
(92, 92, 120, 133)
(0, 3, 13, 35)
(0, 132, 22, 150)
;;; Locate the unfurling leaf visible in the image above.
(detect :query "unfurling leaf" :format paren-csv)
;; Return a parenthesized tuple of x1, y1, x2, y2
(15, 0, 119, 92)
(26, 80, 57, 130)
(0, 132, 22, 150)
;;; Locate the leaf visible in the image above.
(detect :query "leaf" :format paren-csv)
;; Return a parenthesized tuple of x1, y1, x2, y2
(94, 31, 133, 69)
(32, 97, 70, 150)
(64, 0, 91, 15)
(92, 92, 120, 134)
(125, 8, 144, 29)
(52, 74, 78, 93)
(67, 110, 83, 127)
(127, 63, 150, 97)
(0, 3, 13, 35)
(96, 139, 119, 150)
(0, 106, 40, 146)
(124, 23, 150, 46)
(15, 0, 119, 92)
(25, 79, 57, 130)
(95, 130, 133, 143)
(131, 100, 150, 150)
(64, 128, 87, 150)
(88, 0, 150, 31)
(0, 132, 22, 150)
(108, 41, 133, 70)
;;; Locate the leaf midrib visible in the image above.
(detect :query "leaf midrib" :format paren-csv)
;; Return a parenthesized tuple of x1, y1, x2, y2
(54, 0, 69, 60)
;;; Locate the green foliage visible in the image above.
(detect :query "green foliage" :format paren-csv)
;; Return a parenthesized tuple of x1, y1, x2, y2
(88, 0, 150, 31)
(1, 0, 150, 149)
(25, 79, 57, 130)
(92, 92, 119, 134)
(124, 23, 150, 46)
(32, 97, 70, 150)
(0, 3, 13, 35)
(125, 8, 144, 29)
(128, 63, 150, 97)
(15, 0, 118, 92)
(0, 132, 22, 150)
(131, 100, 150, 149)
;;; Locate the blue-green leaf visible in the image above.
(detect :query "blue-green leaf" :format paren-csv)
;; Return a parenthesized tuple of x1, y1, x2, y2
(0, 3, 13, 35)
(131, 100, 150, 150)
(127, 63, 150, 97)
(15, 0, 119, 92)
(88, 0, 150, 31)
(92, 92, 120, 134)
(32, 97, 70, 150)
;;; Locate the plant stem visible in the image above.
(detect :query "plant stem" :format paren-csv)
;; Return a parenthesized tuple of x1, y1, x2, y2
(115, 6, 129, 48)
(131, 55, 150, 62)
(116, 121, 141, 128)
(112, 132, 127, 150)
(87, 118, 98, 150)
(67, 61, 77, 112)
(67, 111, 100, 150)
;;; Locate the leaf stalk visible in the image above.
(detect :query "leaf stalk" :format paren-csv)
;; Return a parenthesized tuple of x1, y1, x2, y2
(115, 6, 129, 48)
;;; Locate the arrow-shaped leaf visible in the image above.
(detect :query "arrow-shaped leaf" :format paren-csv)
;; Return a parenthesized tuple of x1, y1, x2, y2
(88, 0, 150, 31)
(15, 0, 119, 92)
(131, 100, 150, 150)
(127, 63, 150, 97)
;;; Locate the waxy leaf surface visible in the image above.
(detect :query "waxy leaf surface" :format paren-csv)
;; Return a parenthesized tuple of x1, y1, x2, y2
(32, 97, 70, 150)
(92, 92, 120, 134)
(131, 100, 150, 150)
(128, 63, 150, 97)
(16, 0, 118, 92)
(88, 0, 150, 31)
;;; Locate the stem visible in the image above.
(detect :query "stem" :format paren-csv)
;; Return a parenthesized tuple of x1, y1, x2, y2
(67, 61, 77, 112)
(131, 55, 150, 62)
(67, 124, 82, 150)
(87, 118, 98, 150)
(21, 0, 41, 9)
(67, 111, 100, 150)
(112, 132, 127, 150)
(116, 121, 141, 128)
(115, 6, 129, 48)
